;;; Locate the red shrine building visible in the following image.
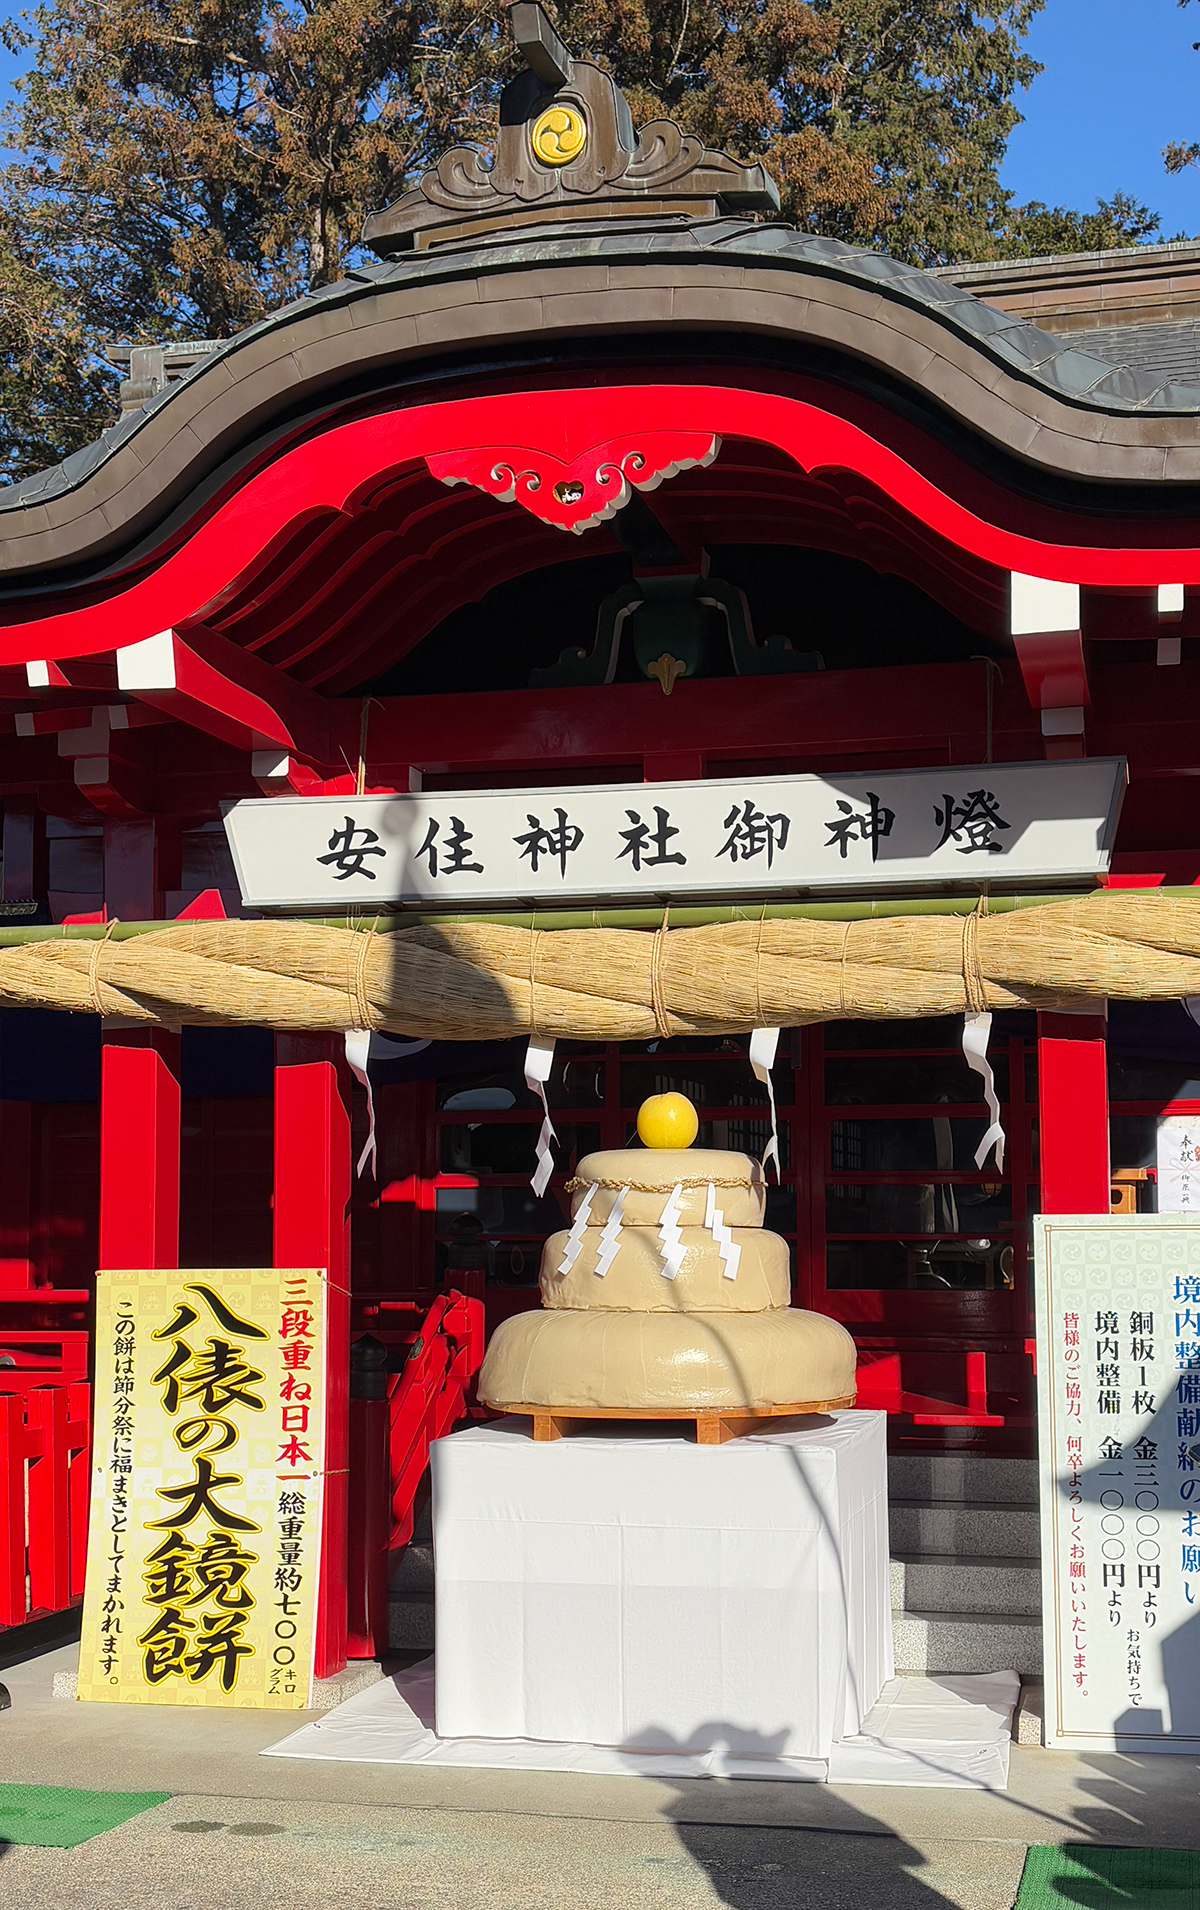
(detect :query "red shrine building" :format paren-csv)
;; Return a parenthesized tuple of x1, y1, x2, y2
(4, 4, 1200, 1675)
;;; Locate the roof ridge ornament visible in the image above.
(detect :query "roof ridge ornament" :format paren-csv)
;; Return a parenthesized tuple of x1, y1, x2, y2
(362, 3, 778, 257)
(426, 429, 721, 535)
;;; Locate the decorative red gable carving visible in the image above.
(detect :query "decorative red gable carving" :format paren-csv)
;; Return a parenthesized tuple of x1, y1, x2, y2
(425, 432, 721, 533)
(8, 384, 1200, 680)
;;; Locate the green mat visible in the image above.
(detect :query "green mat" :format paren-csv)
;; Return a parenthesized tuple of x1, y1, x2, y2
(0, 1783, 170, 1848)
(1015, 1845, 1200, 1908)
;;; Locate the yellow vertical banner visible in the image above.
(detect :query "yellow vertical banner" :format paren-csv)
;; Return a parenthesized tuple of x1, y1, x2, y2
(78, 1267, 328, 1709)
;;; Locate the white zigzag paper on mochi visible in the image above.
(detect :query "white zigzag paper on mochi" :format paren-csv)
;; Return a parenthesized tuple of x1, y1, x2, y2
(593, 1186, 626, 1278)
(704, 1181, 741, 1280)
(557, 1182, 596, 1277)
(657, 1183, 686, 1280)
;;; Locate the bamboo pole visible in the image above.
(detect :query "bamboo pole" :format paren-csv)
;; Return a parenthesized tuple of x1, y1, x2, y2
(0, 888, 1136, 948)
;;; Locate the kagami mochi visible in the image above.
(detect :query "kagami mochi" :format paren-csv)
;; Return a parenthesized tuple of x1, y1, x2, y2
(478, 1095, 857, 1415)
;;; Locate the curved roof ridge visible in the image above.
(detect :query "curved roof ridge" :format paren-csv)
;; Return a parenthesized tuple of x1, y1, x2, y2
(5, 216, 1200, 534)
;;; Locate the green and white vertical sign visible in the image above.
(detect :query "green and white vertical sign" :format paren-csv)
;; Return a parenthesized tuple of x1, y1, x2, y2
(1035, 1216, 1200, 1752)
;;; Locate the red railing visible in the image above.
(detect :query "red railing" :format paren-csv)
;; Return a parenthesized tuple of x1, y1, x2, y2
(0, 1264, 91, 1395)
(854, 1345, 1041, 1427)
(347, 1291, 484, 1658)
(0, 1383, 92, 1627)
(856, 1349, 1005, 1426)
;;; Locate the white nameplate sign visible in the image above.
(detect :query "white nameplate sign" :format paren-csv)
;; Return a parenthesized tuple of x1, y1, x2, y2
(1035, 1216, 1200, 1752)
(224, 757, 1126, 910)
(1157, 1117, 1200, 1215)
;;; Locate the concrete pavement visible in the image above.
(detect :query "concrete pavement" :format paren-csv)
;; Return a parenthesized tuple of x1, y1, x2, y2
(0, 1645, 1197, 1908)
(0, 1792, 1026, 1910)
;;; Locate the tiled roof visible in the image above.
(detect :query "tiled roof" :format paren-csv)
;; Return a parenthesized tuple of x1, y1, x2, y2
(1065, 318, 1200, 385)
(7, 217, 1200, 515)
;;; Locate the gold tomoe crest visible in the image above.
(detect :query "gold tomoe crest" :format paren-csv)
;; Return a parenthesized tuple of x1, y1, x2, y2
(531, 104, 586, 166)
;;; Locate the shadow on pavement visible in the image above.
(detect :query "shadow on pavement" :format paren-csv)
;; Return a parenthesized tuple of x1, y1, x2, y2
(637, 1744, 978, 1910)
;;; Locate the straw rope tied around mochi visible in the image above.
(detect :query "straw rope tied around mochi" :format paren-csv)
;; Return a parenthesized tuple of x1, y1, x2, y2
(9, 891, 1200, 1034)
(565, 1174, 750, 1193)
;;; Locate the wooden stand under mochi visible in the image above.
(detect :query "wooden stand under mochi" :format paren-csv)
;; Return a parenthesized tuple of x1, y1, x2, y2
(506, 1396, 857, 1446)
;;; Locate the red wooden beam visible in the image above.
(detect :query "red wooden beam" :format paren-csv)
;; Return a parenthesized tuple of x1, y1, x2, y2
(16, 649, 1200, 817)
(116, 625, 336, 767)
(13, 706, 97, 737)
(365, 658, 1038, 775)
(8, 382, 1200, 676)
(1037, 1013, 1111, 1214)
(1011, 631, 1090, 715)
(273, 1034, 352, 1680)
(25, 657, 116, 692)
(72, 750, 154, 818)
(97, 1030, 181, 1269)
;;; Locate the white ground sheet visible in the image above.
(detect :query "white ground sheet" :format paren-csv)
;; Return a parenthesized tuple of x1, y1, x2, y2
(264, 1660, 1019, 1789)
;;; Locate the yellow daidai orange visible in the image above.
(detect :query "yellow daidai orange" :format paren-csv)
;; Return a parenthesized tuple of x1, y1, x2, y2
(636, 1092, 699, 1150)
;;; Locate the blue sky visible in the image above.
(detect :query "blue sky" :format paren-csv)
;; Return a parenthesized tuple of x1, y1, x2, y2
(0, 2, 1195, 241)
(1002, 0, 1200, 237)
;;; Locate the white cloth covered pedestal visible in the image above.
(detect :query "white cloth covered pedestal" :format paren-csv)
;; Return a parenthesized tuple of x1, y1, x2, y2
(431, 1411, 892, 1759)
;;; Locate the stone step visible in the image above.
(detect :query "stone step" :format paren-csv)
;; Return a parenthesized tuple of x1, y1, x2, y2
(389, 1590, 435, 1651)
(892, 1608, 1042, 1677)
(889, 1499, 1040, 1560)
(888, 1454, 1039, 1506)
(1016, 1680, 1044, 1746)
(391, 1542, 435, 1592)
(890, 1553, 1041, 1616)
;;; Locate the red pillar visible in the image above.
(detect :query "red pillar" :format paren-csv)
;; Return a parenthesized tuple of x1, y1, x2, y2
(1037, 1012, 1110, 1214)
(274, 1034, 352, 1679)
(98, 1030, 181, 1268)
(347, 1336, 390, 1660)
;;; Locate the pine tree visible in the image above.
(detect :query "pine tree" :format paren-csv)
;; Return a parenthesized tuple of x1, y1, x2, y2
(0, 217, 114, 475)
(0, 0, 1156, 480)
(1002, 193, 1164, 260)
(1164, 0, 1200, 183)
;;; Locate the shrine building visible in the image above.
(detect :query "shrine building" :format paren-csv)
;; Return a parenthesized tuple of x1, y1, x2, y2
(4, 2, 1200, 1680)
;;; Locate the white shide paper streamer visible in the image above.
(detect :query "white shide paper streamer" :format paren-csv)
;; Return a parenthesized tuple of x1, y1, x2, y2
(343, 1030, 377, 1179)
(704, 1180, 741, 1281)
(594, 1187, 626, 1278)
(344, 1033, 434, 1179)
(524, 1035, 558, 1197)
(557, 1182, 596, 1277)
(657, 1183, 686, 1280)
(962, 1012, 1006, 1172)
(750, 1025, 782, 1181)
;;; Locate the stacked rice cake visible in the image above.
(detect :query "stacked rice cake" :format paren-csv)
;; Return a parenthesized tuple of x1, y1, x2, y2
(478, 1147, 857, 1413)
